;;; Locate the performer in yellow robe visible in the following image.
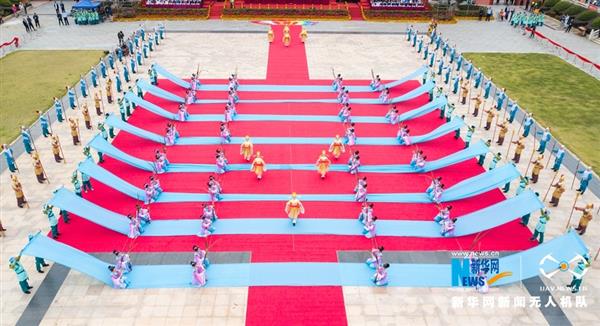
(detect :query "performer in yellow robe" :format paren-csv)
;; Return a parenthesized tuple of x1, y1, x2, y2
(240, 136, 254, 161)
(316, 150, 331, 179)
(282, 26, 291, 47)
(300, 27, 308, 43)
(268, 27, 274, 43)
(328, 135, 345, 159)
(251, 151, 266, 180)
(69, 118, 81, 145)
(285, 192, 305, 226)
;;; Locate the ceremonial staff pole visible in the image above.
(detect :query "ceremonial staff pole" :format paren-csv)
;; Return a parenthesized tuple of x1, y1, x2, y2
(491, 113, 500, 142)
(524, 126, 537, 176)
(505, 130, 515, 157)
(543, 170, 559, 202)
(27, 127, 38, 154)
(515, 114, 526, 138)
(45, 111, 54, 135)
(571, 160, 581, 190)
(37, 154, 50, 184)
(565, 192, 581, 230)
(546, 143, 557, 167)
(478, 100, 486, 128)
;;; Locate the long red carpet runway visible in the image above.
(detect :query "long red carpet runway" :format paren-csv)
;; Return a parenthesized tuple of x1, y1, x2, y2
(56, 26, 534, 325)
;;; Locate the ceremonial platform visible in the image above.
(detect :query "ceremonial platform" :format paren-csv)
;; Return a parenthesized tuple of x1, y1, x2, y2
(3, 22, 596, 326)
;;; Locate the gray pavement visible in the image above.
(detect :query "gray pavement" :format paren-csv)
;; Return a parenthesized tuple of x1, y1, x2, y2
(2, 2, 598, 64)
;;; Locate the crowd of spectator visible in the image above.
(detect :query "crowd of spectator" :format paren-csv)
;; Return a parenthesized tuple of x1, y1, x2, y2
(370, 0, 424, 8)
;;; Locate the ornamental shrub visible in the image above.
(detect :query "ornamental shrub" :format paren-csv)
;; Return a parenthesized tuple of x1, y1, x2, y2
(542, 0, 560, 8)
(550, 1, 572, 15)
(590, 17, 600, 29)
(565, 5, 586, 16)
(575, 10, 598, 23)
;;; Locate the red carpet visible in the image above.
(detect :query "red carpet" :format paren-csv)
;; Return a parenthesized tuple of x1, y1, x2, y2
(267, 25, 309, 82)
(54, 31, 536, 325)
(209, 2, 223, 19)
(348, 3, 364, 21)
(247, 287, 348, 326)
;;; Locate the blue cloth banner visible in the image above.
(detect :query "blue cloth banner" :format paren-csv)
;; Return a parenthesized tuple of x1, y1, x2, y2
(78, 159, 520, 203)
(136, 79, 435, 105)
(153, 64, 429, 93)
(20, 231, 588, 288)
(103, 113, 464, 146)
(49, 187, 542, 238)
(125, 92, 447, 124)
(88, 134, 488, 174)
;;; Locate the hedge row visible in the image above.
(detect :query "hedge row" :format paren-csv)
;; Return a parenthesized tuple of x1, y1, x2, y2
(117, 7, 208, 18)
(0, 0, 29, 17)
(548, 1, 600, 28)
(591, 17, 600, 29)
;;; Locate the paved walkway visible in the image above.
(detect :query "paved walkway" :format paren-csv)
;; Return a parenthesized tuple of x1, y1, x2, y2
(2, 3, 598, 63)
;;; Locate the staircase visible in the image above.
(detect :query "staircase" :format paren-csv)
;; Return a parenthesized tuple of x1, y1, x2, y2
(208, 0, 224, 19)
(347, 2, 364, 20)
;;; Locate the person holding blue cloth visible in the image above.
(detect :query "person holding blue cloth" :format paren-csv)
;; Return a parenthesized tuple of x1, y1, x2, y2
(2, 144, 18, 172)
(522, 113, 534, 137)
(536, 127, 551, 153)
(507, 101, 519, 123)
(99, 59, 107, 78)
(54, 97, 65, 122)
(108, 52, 115, 69)
(551, 145, 565, 171)
(530, 209, 550, 243)
(36, 110, 50, 137)
(576, 167, 593, 194)
(474, 70, 483, 89)
(44, 204, 59, 239)
(20, 126, 33, 154)
(483, 79, 492, 99)
(79, 76, 88, 97)
(66, 86, 76, 109)
(9, 256, 33, 294)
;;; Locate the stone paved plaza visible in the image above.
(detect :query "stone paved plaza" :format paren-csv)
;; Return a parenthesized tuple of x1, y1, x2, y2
(1, 2, 600, 325)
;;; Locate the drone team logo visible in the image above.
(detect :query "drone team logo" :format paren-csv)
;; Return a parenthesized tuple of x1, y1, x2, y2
(538, 253, 589, 279)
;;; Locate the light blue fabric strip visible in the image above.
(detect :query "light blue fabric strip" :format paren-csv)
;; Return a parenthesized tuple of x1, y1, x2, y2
(136, 79, 434, 105)
(125, 92, 179, 120)
(125, 92, 446, 124)
(440, 164, 519, 201)
(187, 114, 387, 123)
(137, 79, 185, 102)
(153, 64, 428, 93)
(89, 135, 155, 172)
(89, 134, 488, 174)
(104, 114, 463, 146)
(77, 159, 519, 203)
(48, 188, 542, 238)
(20, 231, 589, 288)
(78, 159, 147, 201)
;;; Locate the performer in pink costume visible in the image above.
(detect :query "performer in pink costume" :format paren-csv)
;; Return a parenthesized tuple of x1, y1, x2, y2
(190, 261, 207, 287)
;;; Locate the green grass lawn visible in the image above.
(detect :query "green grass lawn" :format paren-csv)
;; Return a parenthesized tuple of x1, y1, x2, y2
(464, 53, 600, 173)
(0, 50, 105, 144)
